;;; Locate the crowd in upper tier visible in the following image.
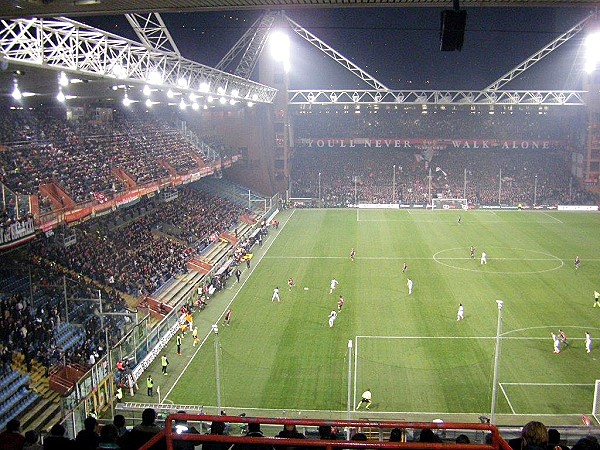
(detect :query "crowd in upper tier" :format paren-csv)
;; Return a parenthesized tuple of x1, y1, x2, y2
(291, 108, 577, 140)
(0, 108, 207, 205)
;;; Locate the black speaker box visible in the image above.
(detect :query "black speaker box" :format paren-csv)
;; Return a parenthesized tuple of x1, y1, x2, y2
(440, 10, 467, 51)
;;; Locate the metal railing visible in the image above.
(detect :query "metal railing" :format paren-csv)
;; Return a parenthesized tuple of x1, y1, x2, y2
(139, 414, 512, 450)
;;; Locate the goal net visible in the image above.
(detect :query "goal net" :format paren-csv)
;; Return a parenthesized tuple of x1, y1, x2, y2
(592, 380, 600, 424)
(429, 198, 468, 210)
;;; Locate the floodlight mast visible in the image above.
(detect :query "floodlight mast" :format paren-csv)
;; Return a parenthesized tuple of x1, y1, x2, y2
(490, 300, 504, 424)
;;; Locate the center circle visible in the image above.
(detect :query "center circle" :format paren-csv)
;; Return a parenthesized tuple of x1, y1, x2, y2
(432, 247, 564, 274)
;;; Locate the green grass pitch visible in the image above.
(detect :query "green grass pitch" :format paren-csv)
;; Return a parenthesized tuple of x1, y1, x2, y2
(157, 209, 600, 425)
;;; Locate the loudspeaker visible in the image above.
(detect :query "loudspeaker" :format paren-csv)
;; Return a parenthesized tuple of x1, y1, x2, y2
(440, 10, 467, 51)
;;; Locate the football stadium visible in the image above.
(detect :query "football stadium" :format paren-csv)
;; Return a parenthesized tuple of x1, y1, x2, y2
(1, 2, 600, 449)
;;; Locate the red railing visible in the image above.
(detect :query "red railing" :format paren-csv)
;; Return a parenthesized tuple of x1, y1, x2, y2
(139, 414, 513, 450)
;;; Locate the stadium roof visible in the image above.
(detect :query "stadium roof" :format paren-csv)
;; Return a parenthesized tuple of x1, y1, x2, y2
(2, 0, 599, 20)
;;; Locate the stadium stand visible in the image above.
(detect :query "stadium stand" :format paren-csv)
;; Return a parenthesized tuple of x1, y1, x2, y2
(0, 101, 598, 441)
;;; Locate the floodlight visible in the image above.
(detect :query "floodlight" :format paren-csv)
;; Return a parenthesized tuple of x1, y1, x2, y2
(229, 99, 236, 105)
(59, 71, 69, 87)
(56, 90, 65, 103)
(247, 101, 254, 107)
(251, 93, 258, 101)
(192, 102, 199, 111)
(217, 86, 225, 95)
(189, 93, 197, 102)
(207, 96, 214, 103)
(143, 85, 151, 96)
(145, 98, 152, 108)
(179, 99, 186, 110)
(112, 64, 127, 79)
(231, 88, 239, 97)
(219, 97, 226, 105)
(270, 30, 290, 62)
(11, 84, 21, 100)
(199, 82, 210, 93)
(147, 70, 162, 85)
(122, 94, 132, 107)
(177, 77, 188, 88)
(585, 31, 600, 73)
(167, 89, 174, 99)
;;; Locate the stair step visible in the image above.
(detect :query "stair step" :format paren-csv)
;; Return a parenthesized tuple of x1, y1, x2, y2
(27, 401, 61, 431)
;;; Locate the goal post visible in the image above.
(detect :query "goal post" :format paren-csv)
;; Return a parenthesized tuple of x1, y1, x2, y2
(429, 198, 468, 210)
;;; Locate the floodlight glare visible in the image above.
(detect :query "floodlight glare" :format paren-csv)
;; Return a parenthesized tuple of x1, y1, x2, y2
(207, 95, 214, 103)
(147, 70, 162, 85)
(217, 86, 225, 95)
(247, 101, 254, 107)
(231, 88, 239, 97)
(59, 71, 69, 87)
(585, 31, 600, 73)
(11, 84, 21, 100)
(189, 93, 197, 102)
(122, 94, 132, 107)
(167, 89, 174, 99)
(56, 90, 66, 103)
(192, 102, 199, 111)
(145, 98, 152, 108)
(179, 99, 187, 110)
(177, 77, 188, 88)
(112, 64, 127, 79)
(143, 85, 151, 96)
(229, 99, 236, 105)
(199, 82, 210, 93)
(219, 97, 226, 105)
(270, 30, 290, 62)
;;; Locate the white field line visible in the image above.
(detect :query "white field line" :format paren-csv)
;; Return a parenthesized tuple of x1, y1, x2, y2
(501, 382, 594, 386)
(140, 402, 588, 417)
(263, 256, 600, 262)
(499, 383, 517, 414)
(540, 211, 564, 223)
(162, 209, 296, 402)
(356, 335, 590, 341)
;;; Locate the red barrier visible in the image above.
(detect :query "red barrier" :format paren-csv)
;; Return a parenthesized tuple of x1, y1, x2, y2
(139, 414, 512, 450)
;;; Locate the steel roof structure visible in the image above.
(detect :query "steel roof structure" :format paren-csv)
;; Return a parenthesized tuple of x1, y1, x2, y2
(2, 0, 599, 20)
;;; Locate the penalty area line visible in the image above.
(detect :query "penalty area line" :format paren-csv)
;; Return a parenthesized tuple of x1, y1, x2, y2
(499, 383, 517, 415)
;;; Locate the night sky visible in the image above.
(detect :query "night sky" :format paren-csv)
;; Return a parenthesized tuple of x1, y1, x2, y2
(81, 7, 592, 92)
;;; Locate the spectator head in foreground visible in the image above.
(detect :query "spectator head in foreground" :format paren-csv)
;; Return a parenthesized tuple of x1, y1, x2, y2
(521, 421, 548, 450)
